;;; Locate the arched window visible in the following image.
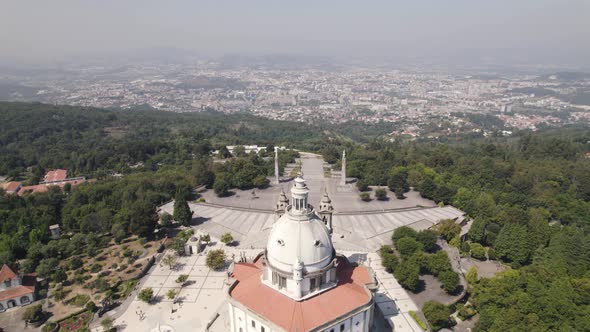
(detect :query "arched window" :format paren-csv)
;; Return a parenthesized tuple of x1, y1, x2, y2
(20, 296, 30, 304)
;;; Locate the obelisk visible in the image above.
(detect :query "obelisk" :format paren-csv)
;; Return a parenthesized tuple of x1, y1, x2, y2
(274, 147, 280, 185)
(340, 150, 346, 185)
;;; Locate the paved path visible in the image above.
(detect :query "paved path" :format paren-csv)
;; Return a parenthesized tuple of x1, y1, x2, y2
(366, 251, 425, 332)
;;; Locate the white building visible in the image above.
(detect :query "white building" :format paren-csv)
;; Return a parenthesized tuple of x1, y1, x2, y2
(0, 265, 36, 311)
(228, 175, 376, 332)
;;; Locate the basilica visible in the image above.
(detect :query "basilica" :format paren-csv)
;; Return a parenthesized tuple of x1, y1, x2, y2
(227, 174, 376, 332)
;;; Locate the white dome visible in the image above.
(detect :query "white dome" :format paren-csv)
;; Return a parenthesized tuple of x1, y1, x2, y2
(266, 209, 334, 274)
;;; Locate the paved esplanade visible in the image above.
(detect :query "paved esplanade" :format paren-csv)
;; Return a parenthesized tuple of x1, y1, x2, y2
(129, 153, 464, 332)
(162, 152, 465, 252)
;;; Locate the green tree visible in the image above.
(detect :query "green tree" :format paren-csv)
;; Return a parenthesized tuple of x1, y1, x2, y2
(416, 229, 438, 253)
(426, 251, 452, 276)
(388, 166, 409, 195)
(206, 249, 226, 270)
(392, 226, 418, 244)
(394, 260, 420, 292)
(213, 178, 230, 197)
(435, 219, 461, 242)
(423, 301, 452, 331)
(469, 243, 487, 260)
(438, 270, 460, 294)
(468, 217, 487, 244)
(173, 194, 193, 226)
(162, 255, 178, 270)
(494, 223, 532, 267)
(233, 145, 246, 157)
(396, 237, 424, 257)
(138, 288, 154, 303)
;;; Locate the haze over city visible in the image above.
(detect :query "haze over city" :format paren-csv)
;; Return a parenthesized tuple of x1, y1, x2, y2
(2, 0, 590, 68)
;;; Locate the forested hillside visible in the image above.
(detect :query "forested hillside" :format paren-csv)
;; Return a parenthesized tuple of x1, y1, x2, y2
(1, 102, 589, 331)
(321, 130, 590, 331)
(0, 102, 325, 179)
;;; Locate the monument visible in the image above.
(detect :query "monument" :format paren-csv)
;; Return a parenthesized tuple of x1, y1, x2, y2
(274, 147, 280, 185)
(227, 174, 375, 331)
(340, 150, 347, 185)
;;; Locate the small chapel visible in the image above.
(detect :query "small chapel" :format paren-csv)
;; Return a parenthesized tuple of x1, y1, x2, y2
(227, 174, 376, 332)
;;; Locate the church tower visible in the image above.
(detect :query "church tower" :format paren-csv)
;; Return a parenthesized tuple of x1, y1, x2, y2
(318, 188, 334, 233)
(275, 189, 289, 218)
(264, 174, 338, 301)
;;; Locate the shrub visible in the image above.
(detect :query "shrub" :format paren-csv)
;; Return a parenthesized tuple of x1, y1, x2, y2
(220, 233, 234, 245)
(206, 249, 226, 270)
(375, 188, 388, 201)
(423, 301, 453, 331)
(409, 311, 428, 330)
(42, 322, 57, 332)
(90, 263, 102, 273)
(138, 288, 154, 303)
(457, 303, 477, 320)
(69, 257, 84, 270)
(69, 294, 90, 307)
(85, 301, 98, 313)
(466, 266, 478, 285)
(359, 192, 371, 201)
(166, 289, 177, 300)
(356, 179, 370, 192)
(469, 243, 487, 260)
(101, 317, 114, 332)
(22, 304, 44, 322)
(175, 274, 189, 285)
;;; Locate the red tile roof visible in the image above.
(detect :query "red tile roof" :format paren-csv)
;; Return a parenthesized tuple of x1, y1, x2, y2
(44, 169, 67, 183)
(2, 182, 22, 193)
(230, 257, 373, 331)
(0, 265, 17, 283)
(0, 274, 36, 302)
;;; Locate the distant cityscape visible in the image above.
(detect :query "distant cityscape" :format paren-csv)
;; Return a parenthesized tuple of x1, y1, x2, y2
(1, 60, 590, 138)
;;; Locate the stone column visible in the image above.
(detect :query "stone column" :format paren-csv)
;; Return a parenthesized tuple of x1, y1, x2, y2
(340, 150, 346, 185)
(274, 147, 280, 185)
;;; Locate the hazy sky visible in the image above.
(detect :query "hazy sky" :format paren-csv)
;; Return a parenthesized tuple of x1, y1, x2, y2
(2, 0, 589, 66)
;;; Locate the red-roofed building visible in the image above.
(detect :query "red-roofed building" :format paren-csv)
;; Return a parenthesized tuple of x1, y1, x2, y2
(2, 182, 22, 194)
(228, 175, 376, 332)
(0, 265, 36, 311)
(42, 169, 68, 183)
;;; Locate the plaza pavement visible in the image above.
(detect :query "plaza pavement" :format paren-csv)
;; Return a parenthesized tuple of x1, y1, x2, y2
(101, 244, 261, 332)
